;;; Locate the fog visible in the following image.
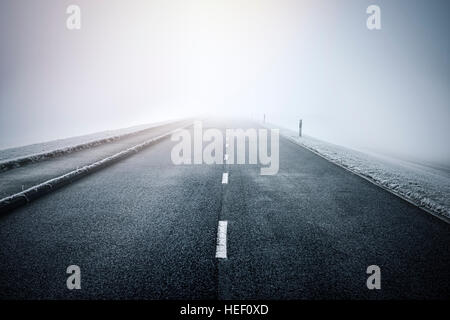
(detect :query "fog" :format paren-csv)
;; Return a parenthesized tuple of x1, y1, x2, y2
(0, 0, 449, 166)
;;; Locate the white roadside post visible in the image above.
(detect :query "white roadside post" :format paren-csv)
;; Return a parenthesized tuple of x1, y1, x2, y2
(299, 119, 302, 137)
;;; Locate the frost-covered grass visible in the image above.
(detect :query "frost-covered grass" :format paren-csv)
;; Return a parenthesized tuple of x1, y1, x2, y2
(264, 122, 450, 220)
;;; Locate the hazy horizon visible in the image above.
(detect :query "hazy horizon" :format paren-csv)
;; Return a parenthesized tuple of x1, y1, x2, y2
(1, 0, 449, 167)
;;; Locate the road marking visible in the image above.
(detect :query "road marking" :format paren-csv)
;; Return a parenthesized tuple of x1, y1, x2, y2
(222, 172, 228, 184)
(215, 221, 228, 259)
(226, 143, 229, 148)
(224, 154, 229, 162)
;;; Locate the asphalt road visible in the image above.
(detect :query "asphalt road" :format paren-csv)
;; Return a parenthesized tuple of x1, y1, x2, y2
(0, 119, 449, 299)
(0, 120, 191, 199)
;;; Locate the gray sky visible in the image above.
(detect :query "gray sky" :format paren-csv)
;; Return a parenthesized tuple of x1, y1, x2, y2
(0, 0, 449, 166)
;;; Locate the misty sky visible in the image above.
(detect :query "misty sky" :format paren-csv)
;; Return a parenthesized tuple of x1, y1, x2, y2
(0, 0, 449, 166)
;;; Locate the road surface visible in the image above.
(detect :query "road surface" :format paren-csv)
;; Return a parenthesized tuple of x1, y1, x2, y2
(0, 120, 191, 199)
(0, 119, 449, 299)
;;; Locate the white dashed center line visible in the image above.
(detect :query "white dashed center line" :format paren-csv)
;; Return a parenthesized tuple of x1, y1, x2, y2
(218, 134, 229, 259)
(215, 220, 228, 259)
(222, 172, 229, 184)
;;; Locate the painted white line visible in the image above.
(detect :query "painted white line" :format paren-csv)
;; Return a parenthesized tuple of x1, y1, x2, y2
(215, 220, 228, 259)
(226, 143, 229, 148)
(222, 172, 229, 184)
(224, 154, 229, 162)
